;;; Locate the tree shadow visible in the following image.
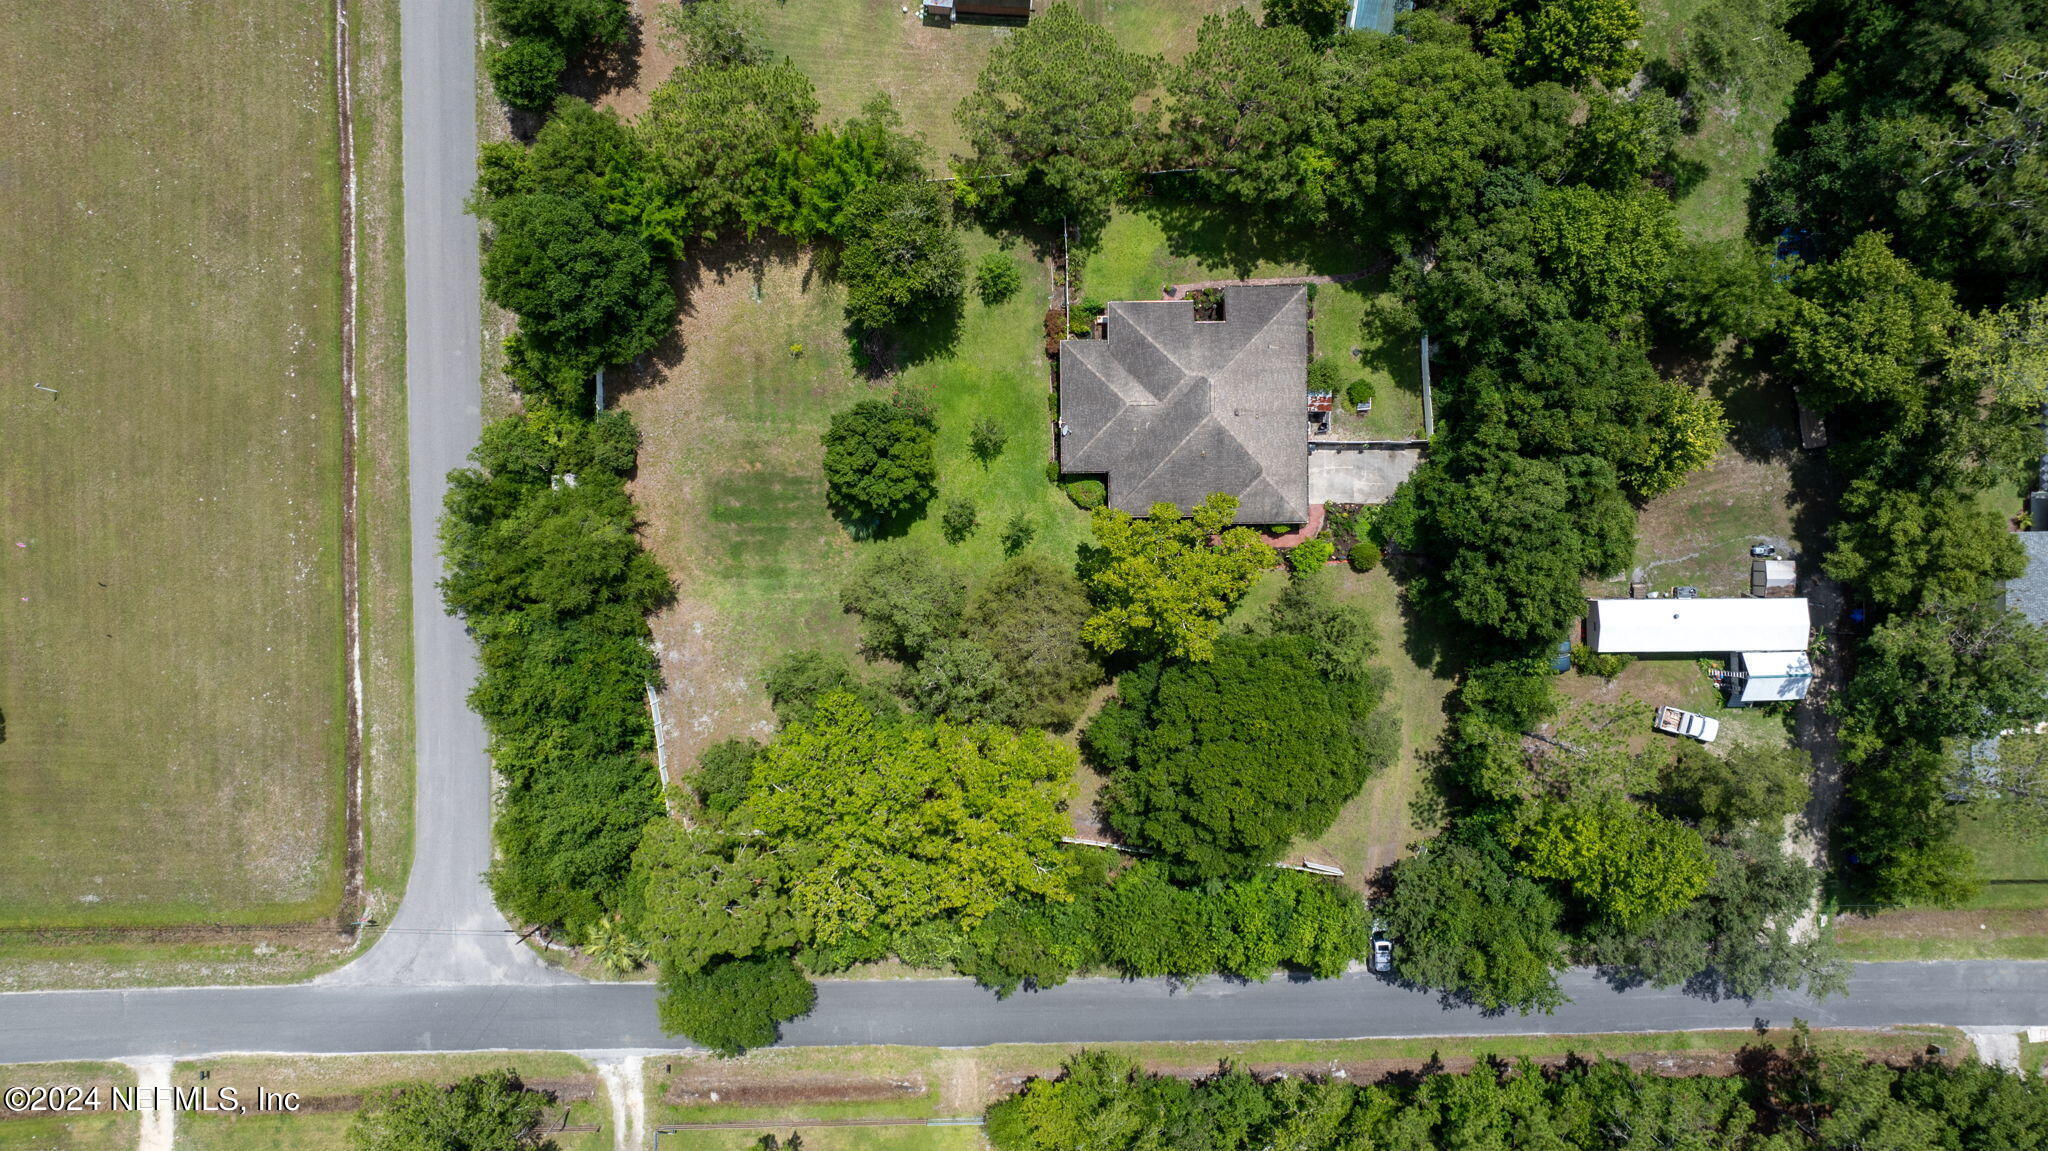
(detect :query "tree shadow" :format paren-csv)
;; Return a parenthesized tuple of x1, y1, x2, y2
(846, 295, 965, 380)
(1135, 194, 1386, 281)
(1703, 344, 1800, 465)
(561, 17, 646, 105)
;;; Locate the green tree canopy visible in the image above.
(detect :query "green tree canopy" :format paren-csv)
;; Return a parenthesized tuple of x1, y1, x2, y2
(838, 540, 966, 661)
(487, 37, 569, 113)
(1262, 0, 1349, 43)
(1511, 797, 1716, 930)
(657, 953, 816, 1056)
(348, 1070, 552, 1151)
(1486, 0, 1644, 87)
(1321, 22, 1571, 238)
(1077, 493, 1278, 662)
(638, 58, 820, 244)
(479, 193, 675, 406)
(1845, 602, 2048, 746)
(1084, 634, 1395, 881)
(837, 180, 966, 332)
(1781, 231, 1959, 414)
(820, 393, 939, 521)
(965, 555, 1102, 729)
(1379, 839, 1569, 1014)
(1658, 742, 1812, 831)
(1167, 11, 1331, 214)
(627, 822, 810, 976)
(953, 2, 1159, 234)
(1825, 475, 2023, 613)
(741, 694, 1076, 942)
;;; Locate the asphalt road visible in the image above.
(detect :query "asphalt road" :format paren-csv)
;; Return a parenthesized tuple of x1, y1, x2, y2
(318, 0, 566, 989)
(4, 963, 2047, 1063)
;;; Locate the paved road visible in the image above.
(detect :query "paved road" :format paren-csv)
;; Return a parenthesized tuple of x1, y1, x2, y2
(319, 0, 566, 989)
(4, 964, 2047, 1062)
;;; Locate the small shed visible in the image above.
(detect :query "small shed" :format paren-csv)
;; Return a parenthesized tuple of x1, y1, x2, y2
(1728, 650, 1813, 704)
(1751, 558, 1796, 598)
(925, 0, 1033, 21)
(1587, 597, 1812, 654)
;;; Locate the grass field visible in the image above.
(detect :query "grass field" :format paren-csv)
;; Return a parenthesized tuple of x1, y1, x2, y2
(622, 231, 1088, 766)
(0, 0, 350, 943)
(175, 1053, 610, 1151)
(738, 0, 1257, 166)
(0, 1063, 136, 1151)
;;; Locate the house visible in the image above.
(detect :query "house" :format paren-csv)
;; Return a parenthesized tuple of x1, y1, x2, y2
(1058, 284, 1310, 525)
(1586, 597, 1812, 655)
(923, 0, 1031, 22)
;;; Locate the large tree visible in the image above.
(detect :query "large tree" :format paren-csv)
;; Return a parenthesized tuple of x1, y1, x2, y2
(1486, 0, 1644, 88)
(1379, 840, 1569, 1014)
(1077, 493, 1278, 663)
(627, 822, 811, 976)
(479, 194, 676, 407)
(837, 180, 966, 333)
(1780, 231, 1959, 414)
(348, 1070, 551, 1151)
(638, 58, 820, 244)
(740, 694, 1076, 942)
(1511, 797, 1716, 930)
(1166, 11, 1331, 215)
(657, 953, 816, 1056)
(953, 2, 1158, 234)
(1321, 20, 1571, 239)
(1084, 634, 1395, 881)
(965, 555, 1102, 729)
(1844, 602, 2048, 746)
(820, 393, 940, 521)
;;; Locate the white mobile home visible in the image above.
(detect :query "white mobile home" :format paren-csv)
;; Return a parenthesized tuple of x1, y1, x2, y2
(1587, 598, 1811, 655)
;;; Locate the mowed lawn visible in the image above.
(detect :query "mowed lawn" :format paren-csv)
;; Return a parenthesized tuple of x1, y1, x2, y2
(0, 3, 347, 927)
(745, 0, 1257, 165)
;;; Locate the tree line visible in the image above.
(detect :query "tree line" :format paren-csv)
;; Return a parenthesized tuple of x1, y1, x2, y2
(988, 1032, 2048, 1151)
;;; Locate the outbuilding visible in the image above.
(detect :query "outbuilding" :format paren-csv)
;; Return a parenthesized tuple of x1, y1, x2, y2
(1727, 650, 1813, 703)
(1586, 597, 1812, 655)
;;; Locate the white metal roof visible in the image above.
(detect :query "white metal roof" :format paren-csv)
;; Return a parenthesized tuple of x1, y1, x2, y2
(1588, 597, 1811, 654)
(1734, 650, 1812, 702)
(1757, 559, 1796, 587)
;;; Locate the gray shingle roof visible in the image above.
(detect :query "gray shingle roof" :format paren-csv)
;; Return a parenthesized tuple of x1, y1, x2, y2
(1058, 284, 1309, 524)
(2007, 533, 2048, 626)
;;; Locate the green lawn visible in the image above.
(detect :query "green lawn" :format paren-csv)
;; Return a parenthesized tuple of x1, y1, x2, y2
(625, 232, 1089, 766)
(0, 1, 348, 938)
(1957, 815, 2048, 910)
(745, 0, 1257, 166)
(0, 1064, 136, 1151)
(176, 1054, 609, 1151)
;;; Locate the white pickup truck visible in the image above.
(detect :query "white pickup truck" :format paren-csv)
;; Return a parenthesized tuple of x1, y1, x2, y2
(1655, 705, 1720, 743)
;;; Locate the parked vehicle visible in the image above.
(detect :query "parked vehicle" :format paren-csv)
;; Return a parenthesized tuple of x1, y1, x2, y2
(1655, 704, 1720, 743)
(1371, 938, 1393, 974)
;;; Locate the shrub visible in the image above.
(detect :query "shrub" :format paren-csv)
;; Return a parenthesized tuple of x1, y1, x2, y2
(1347, 542, 1381, 572)
(1001, 513, 1037, 555)
(941, 497, 980, 543)
(693, 738, 760, 816)
(1570, 643, 1634, 679)
(1306, 356, 1344, 394)
(1065, 479, 1105, 509)
(349, 1070, 549, 1150)
(1346, 377, 1376, 408)
(977, 253, 1023, 305)
(969, 416, 1009, 465)
(488, 36, 569, 112)
(656, 954, 817, 1056)
(1285, 536, 1335, 573)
